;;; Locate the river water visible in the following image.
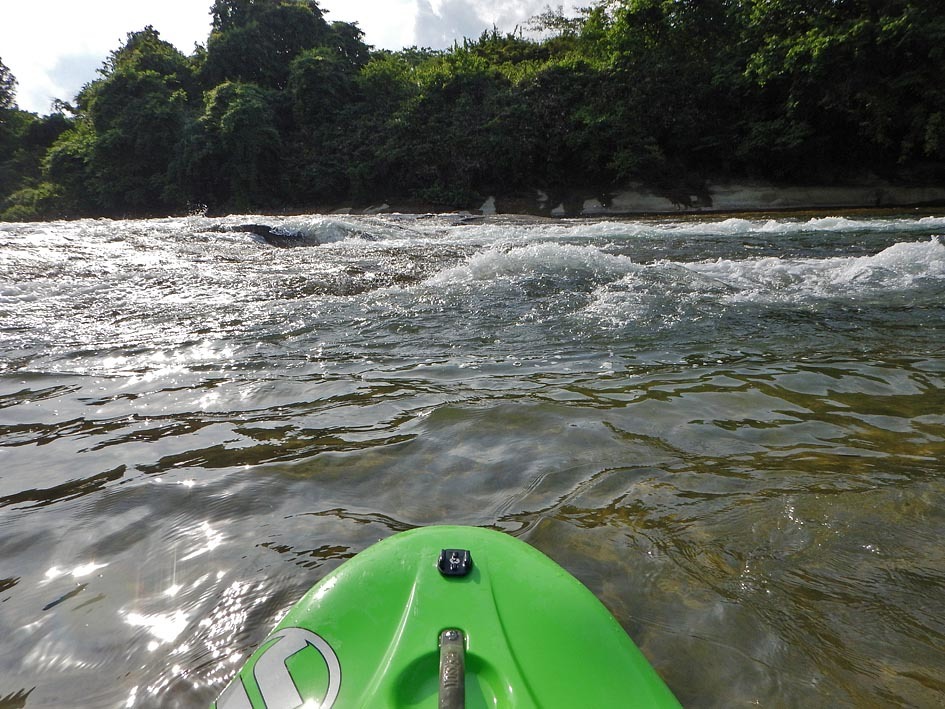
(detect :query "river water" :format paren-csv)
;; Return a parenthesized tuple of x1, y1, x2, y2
(1, 212, 944, 707)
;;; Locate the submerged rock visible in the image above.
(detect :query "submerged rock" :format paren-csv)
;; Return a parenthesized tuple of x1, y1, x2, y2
(210, 223, 320, 247)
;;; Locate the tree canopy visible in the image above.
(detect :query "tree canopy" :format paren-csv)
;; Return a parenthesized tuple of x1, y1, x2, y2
(3, 0, 945, 220)
(0, 57, 16, 110)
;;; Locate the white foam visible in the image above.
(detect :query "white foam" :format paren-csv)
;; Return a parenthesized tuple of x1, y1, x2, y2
(690, 237, 945, 300)
(578, 237, 945, 326)
(424, 242, 638, 285)
(21, 211, 939, 254)
(279, 216, 367, 244)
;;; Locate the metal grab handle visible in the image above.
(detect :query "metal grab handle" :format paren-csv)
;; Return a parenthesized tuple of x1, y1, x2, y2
(438, 629, 465, 709)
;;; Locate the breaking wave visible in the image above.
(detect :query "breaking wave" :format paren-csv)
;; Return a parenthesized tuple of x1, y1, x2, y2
(433, 215, 945, 243)
(690, 236, 945, 300)
(424, 236, 944, 298)
(424, 243, 638, 285)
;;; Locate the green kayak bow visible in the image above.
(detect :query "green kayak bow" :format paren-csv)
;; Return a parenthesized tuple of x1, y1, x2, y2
(212, 525, 680, 708)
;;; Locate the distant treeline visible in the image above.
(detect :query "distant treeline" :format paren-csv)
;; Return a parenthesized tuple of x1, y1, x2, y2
(2, 0, 945, 220)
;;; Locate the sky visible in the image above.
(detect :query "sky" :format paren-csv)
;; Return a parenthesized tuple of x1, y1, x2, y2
(1, 0, 580, 115)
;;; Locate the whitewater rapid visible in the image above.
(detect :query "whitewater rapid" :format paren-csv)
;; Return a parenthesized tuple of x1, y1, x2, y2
(1, 212, 944, 708)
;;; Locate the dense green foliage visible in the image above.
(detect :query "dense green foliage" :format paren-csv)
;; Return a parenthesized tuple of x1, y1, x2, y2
(2, 0, 945, 219)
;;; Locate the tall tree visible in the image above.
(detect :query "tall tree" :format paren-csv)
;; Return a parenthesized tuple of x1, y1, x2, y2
(0, 57, 16, 110)
(192, 81, 283, 208)
(0, 60, 26, 210)
(744, 0, 945, 174)
(604, 0, 746, 180)
(210, 0, 324, 33)
(202, 0, 330, 89)
(75, 27, 194, 211)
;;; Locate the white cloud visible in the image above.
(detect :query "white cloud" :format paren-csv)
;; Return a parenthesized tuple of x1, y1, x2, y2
(38, 53, 103, 112)
(319, 0, 416, 51)
(469, 0, 568, 33)
(412, 0, 584, 49)
(1, 0, 212, 113)
(415, 0, 486, 48)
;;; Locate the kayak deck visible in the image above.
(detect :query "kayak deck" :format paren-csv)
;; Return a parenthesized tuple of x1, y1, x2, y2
(213, 525, 680, 708)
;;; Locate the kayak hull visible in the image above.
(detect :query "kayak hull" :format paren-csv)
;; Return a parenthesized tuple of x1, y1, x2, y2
(213, 525, 680, 708)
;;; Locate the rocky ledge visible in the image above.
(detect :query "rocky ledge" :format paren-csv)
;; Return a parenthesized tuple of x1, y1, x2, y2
(321, 180, 945, 218)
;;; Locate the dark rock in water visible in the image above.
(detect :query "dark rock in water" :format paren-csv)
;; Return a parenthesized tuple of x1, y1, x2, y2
(209, 223, 319, 247)
(237, 224, 278, 238)
(260, 230, 316, 248)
